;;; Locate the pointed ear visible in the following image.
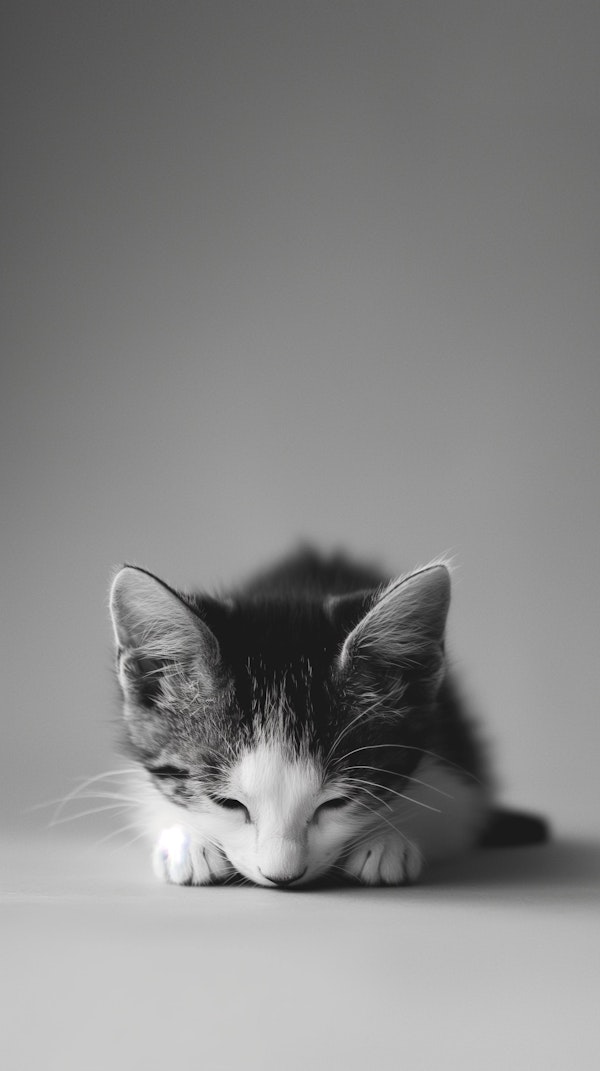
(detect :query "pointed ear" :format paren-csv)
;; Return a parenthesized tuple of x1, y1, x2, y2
(109, 566, 221, 698)
(338, 563, 451, 684)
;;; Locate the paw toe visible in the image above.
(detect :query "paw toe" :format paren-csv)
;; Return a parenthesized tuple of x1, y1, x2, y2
(153, 827, 232, 886)
(343, 836, 422, 887)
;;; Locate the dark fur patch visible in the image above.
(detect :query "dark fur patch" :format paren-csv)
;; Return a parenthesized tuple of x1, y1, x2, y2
(114, 549, 488, 802)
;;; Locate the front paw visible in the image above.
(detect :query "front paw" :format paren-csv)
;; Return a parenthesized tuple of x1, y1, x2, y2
(343, 834, 422, 886)
(152, 826, 233, 886)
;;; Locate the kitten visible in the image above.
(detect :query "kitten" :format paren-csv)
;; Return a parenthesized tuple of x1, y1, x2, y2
(109, 549, 547, 888)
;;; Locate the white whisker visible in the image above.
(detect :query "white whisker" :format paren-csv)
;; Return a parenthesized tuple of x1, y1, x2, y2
(346, 798, 405, 838)
(337, 778, 394, 812)
(97, 822, 145, 847)
(49, 803, 132, 827)
(347, 764, 455, 798)
(44, 770, 143, 824)
(324, 694, 388, 763)
(28, 768, 143, 815)
(111, 826, 150, 852)
(56, 791, 140, 805)
(335, 743, 479, 782)
(340, 773, 442, 814)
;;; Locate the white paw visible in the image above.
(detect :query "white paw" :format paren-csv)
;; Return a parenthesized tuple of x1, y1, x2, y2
(152, 826, 233, 886)
(343, 834, 423, 886)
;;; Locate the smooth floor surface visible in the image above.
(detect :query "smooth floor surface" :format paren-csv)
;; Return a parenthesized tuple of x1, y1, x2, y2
(2, 827, 599, 1071)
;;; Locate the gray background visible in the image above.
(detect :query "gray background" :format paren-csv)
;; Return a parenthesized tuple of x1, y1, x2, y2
(2, 5, 600, 1070)
(3, 0, 599, 830)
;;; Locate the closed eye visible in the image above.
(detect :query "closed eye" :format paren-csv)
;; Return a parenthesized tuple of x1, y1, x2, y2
(149, 764, 189, 780)
(314, 797, 349, 819)
(211, 796, 250, 821)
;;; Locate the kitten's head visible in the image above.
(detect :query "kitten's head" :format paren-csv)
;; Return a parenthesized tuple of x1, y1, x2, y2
(109, 561, 450, 886)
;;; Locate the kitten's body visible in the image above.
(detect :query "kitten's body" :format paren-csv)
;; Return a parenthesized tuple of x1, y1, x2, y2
(109, 549, 545, 887)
